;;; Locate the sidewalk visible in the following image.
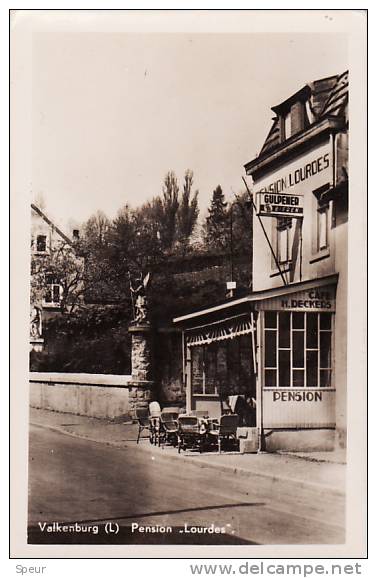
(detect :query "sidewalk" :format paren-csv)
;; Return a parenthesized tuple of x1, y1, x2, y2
(29, 407, 346, 496)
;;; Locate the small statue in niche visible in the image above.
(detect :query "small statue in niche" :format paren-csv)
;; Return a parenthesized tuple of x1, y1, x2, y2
(129, 272, 150, 323)
(30, 306, 42, 338)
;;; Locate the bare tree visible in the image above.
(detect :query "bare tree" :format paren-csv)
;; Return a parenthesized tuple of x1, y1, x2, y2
(177, 169, 199, 251)
(83, 210, 111, 247)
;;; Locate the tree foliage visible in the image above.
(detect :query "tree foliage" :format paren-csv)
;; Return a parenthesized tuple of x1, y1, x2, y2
(177, 169, 199, 250)
(30, 305, 132, 374)
(30, 173, 254, 373)
(30, 237, 116, 314)
(31, 241, 84, 314)
(204, 185, 230, 251)
(74, 169, 201, 304)
(159, 171, 180, 250)
(83, 210, 111, 248)
(230, 191, 253, 255)
(108, 203, 163, 284)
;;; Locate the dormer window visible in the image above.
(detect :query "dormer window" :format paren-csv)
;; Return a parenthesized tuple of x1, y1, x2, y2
(284, 112, 292, 140)
(279, 97, 309, 143)
(305, 100, 314, 124)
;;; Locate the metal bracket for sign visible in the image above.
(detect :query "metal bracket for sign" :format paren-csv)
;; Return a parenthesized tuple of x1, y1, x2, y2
(242, 176, 288, 287)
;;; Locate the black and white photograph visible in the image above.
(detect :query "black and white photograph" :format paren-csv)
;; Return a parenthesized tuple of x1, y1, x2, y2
(10, 9, 367, 559)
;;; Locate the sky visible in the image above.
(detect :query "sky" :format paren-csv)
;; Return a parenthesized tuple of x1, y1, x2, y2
(30, 16, 348, 231)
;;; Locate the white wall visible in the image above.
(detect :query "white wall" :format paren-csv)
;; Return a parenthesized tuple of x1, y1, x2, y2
(29, 373, 132, 419)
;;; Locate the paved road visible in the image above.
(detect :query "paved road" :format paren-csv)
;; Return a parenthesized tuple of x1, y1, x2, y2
(28, 424, 344, 546)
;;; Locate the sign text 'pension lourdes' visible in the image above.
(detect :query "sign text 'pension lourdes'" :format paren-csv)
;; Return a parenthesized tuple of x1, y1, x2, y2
(254, 144, 331, 218)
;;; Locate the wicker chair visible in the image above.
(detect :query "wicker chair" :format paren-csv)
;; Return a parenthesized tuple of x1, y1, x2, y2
(148, 401, 162, 446)
(177, 415, 206, 454)
(208, 414, 239, 453)
(159, 410, 179, 447)
(136, 408, 151, 444)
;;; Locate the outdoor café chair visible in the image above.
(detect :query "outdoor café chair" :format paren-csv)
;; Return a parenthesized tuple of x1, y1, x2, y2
(177, 415, 206, 454)
(149, 401, 162, 446)
(160, 410, 179, 447)
(136, 408, 151, 444)
(208, 414, 240, 453)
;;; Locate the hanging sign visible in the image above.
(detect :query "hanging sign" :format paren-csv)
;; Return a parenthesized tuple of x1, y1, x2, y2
(254, 142, 332, 218)
(256, 192, 304, 217)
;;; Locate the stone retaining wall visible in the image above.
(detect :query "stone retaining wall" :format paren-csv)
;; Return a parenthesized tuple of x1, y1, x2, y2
(29, 372, 132, 419)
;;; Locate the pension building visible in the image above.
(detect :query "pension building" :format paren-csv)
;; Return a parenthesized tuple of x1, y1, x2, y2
(174, 72, 348, 452)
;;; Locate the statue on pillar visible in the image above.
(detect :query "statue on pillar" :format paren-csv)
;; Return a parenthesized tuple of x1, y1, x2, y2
(30, 305, 42, 338)
(129, 271, 151, 324)
(128, 271, 154, 415)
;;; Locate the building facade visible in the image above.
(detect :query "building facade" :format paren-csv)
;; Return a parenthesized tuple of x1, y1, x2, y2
(173, 72, 348, 451)
(30, 203, 80, 350)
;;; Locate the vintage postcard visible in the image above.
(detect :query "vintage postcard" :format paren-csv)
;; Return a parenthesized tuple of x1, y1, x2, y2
(10, 9, 367, 559)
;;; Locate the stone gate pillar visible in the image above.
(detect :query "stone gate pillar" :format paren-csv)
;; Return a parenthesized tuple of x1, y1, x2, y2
(128, 322, 154, 417)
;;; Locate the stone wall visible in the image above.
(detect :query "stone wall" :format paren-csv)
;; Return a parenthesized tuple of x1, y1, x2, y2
(128, 381, 153, 414)
(29, 373, 132, 419)
(130, 331, 152, 381)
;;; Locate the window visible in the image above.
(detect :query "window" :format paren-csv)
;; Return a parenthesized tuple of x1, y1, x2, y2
(191, 337, 253, 396)
(284, 112, 291, 140)
(312, 186, 330, 255)
(44, 274, 61, 305)
(264, 311, 332, 388)
(305, 100, 314, 124)
(317, 204, 329, 251)
(36, 235, 47, 253)
(276, 218, 293, 265)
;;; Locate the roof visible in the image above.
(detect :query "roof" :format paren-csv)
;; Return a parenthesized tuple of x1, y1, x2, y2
(320, 70, 349, 117)
(31, 203, 72, 246)
(258, 71, 348, 158)
(173, 273, 338, 325)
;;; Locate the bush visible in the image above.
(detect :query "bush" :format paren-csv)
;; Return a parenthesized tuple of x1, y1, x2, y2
(30, 306, 132, 374)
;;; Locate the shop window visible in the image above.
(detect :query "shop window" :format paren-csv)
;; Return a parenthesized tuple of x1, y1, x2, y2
(44, 274, 61, 306)
(192, 346, 218, 396)
(205, 347, 218, 395)
(265, 311, 277, 328)
(264, 311, 332, 388)
(192, 346, 204, 394)
(276, 218, 293, 265)
(191, 337, 253, 397)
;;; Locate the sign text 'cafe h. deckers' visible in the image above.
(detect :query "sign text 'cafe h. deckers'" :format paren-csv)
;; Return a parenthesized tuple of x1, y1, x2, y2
(173, 72, 349, 451)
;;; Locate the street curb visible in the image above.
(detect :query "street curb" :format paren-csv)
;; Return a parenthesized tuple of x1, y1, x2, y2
(136, 441, 346, 498)
(277, 450, 347, 466)
(30, 420, 345, 498)
(30, 421, 130, 449)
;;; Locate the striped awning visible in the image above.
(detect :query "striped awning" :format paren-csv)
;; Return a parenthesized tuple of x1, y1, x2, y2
(186, 314, 254, 347)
